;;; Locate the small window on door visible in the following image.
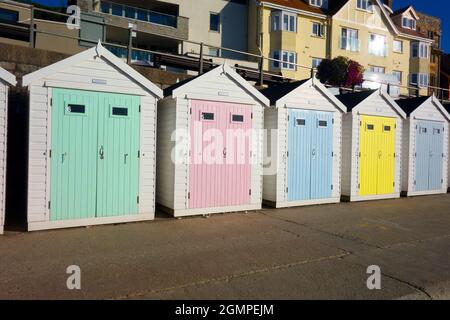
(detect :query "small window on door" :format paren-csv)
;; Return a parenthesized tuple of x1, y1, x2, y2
(201, 112, 215, 121)
(367, 124, 374, 130)
(421, 127, 427, 134)
(296, 118, 306, 126)
(112, 107, 129, 117)
(65, 104, 86, 115)
(383, 125, 391, 132)
(318, 120, 328, 127)
(231, 114, 244, 123)
(433, 128, 441, 135)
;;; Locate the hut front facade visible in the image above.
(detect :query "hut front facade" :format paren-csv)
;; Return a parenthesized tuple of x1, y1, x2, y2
(397, 96, 450, 197)
(337, 90, 407, 202)
(260, 78, 347, 208)
(0, 67, 16, 234)
(156, 64, 270, 217)
(22, 42, 163, 231)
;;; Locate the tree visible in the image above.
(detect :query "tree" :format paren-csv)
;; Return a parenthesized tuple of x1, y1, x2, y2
(316, 56, 364, 88)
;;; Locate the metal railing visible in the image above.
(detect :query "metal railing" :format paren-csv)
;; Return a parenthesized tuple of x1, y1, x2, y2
(1, 0, 449, 101)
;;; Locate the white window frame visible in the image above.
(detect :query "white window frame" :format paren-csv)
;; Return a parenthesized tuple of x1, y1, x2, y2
(410, 73, 429, 87)
(312, 22, 325, 37)
(309, 0, 323, 7)
(402, 17, 416, 30)
(340, 28, 359, 52)
(369, 66, 385, 74)
(411, 42, 429, 59)
(393, 40, 403, 53)
(271, 11, 296, 32)
(357, 0, 373, 12)
(312, 57, 323, 69)
(272, 50, 297, 70)
(393, 70, 402, 83)
(369, 33, 387, 57)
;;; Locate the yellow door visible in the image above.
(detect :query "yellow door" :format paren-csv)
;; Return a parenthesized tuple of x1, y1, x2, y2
(359, 116, 396, 196)
(359, 116, 379, 196)
(377, 118, 396, 195)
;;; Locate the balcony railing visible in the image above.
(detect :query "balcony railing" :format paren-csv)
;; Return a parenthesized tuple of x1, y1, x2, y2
(340, 37, 360, 52)
(99, 0, 178, 28)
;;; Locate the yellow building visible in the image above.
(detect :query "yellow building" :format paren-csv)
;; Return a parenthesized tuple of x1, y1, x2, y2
(248, 0, 433, 96)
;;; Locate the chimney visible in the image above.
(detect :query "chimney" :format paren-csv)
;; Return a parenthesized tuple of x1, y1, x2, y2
(383, 0, 393, 9)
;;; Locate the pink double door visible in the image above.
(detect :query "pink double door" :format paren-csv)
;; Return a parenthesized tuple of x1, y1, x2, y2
(189, 100, 252, 209)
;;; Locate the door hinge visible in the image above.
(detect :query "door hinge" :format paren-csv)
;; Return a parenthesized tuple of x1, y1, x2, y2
(287, 115, 290, 121)
(50, 98, 53, 107)
(137, 196, 139, 204)
(48, 201, 51, 209)
(414, 152, 417, 157)
(414, 180, 416, 185)
(394, 152, 396, 158)
(360, 121, 362, 126)
(49, 149, 52, 158)
(188, 192, 190, 199)
(331, 151, 334, 157)
(393, 182, 395, 187)
(359, 152, 361, 158)
(287, 151, 289, 157)
(358, 183, 360, 189)
(332, 118, 334, 124)
(442, 179, 444, 184)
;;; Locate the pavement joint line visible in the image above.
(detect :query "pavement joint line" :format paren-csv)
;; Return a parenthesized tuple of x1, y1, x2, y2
(113, 252, 351, 300)
(377, 234, 450, 250)
(259, 211, 383, 250)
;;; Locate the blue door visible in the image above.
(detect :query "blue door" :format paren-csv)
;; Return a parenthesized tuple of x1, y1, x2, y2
(287, 109, 333, 201)
(428, 122, 444, 190)
(415, 120, 444, 191)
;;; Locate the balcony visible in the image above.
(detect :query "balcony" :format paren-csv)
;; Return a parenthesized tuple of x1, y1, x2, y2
(96, 0, 189, 41)
(339, 37, 360, 52)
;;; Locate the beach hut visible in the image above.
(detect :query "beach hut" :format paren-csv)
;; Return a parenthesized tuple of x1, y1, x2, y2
(0, 67, 16, 234)
(444, 102, 450, 192)
(337, 90, 406, 202)
(260, 78, 347, 208)
(397, 96, 450, 196)
(156, 64, 270, 217)
(22, 42, 163, 231)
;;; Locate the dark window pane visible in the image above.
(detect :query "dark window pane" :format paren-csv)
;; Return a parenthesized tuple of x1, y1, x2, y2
(125, 7, 136, 19)
(367, 124, 374, 130)
(137, 9, 148, 21)
(0, 9, 18, 22)
(384, 126, 391, 131)
(67, 104, 85, 114)
(100, 2, 110, 14)
(232, 115, 244, 122)
(201, 112, 214, 121)
(210, 13, 220, 31)
(319, 120, 328, 127)
(112, 107, 128, 116)
(111, 4, 123, 16)
(296, 118, 306, 126)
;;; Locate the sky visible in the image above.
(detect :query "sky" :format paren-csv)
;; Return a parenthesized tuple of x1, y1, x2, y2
(394, 0, 449, 53)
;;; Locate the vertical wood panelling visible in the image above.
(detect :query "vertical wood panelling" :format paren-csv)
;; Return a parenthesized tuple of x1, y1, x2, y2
(0, 82, 7, 232)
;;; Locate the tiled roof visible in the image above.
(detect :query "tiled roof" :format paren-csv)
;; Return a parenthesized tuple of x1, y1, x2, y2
(395, 25, 428, 38)
(259, 0, 349, 16)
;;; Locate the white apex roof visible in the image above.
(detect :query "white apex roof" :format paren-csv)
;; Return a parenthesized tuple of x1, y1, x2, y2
(0, 67, 17, 86)
(22, 41, 163, 98)
(168, 63, 270, 108)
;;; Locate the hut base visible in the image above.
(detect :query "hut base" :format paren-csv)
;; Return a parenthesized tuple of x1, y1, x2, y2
(263, 197, 340, 209)
(158, 204, 262, 218)
(403, 189, 448, 197)
(341, 193, 401, 202)
(27, 214, 155, 232)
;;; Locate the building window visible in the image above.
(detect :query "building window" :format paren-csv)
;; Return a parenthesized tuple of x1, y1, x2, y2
(312, 58, 323, 69)
(100, 2, 110, 14)
(402, 17, 416, 30)
(393, 71, 402, 83)
(340, 28, 359, 52)
(369, 34, 387, 56)
(411, 42, 429, 58)
(210, 13, 220, 32)
(111, 3, 123, 16)
(357, 0, 372, 11)
(369, 66, 385, 74)
(428, 31, 434, 40)
(411, 73, 429, 87)
(272, 51, 296, 70)
(312, 22, 324, 37)
(208, 48, 219, 57)
(393, 40, 403, 53)
(310, 0, 322, 7)
(271, 11, 296, 32)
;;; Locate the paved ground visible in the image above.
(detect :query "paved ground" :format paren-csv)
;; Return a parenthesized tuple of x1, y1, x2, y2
(0, 194, 449, 300)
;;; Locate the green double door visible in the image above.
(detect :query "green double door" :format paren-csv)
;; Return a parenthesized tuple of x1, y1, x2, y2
(50, 88, 140, 221)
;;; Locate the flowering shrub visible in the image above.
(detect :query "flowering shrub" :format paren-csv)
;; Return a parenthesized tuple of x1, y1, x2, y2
(316, 56, 365, 88)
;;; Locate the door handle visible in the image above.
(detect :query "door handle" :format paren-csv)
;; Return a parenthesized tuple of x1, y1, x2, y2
(223, 148, 227, 158)
(378, 151, 382, 158)
(124, 153, 129, 164)
(99, 146, 104, 160)
(312, 149, 316, 157)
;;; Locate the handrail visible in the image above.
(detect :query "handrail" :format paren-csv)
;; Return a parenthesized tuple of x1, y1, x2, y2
(0, 0, 448, 98)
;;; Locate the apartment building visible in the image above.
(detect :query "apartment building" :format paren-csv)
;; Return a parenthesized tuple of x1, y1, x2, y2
(416, 11, 442, 95)
(248, 0, 434, 95)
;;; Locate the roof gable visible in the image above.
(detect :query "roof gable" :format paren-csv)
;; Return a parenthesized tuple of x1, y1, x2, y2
(22, 42, 163, 98)
(260, 78, 347, 112)
(0, 67, 16, 86)
(165, 64, 270, 107)
(397, 96, 450, 121)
